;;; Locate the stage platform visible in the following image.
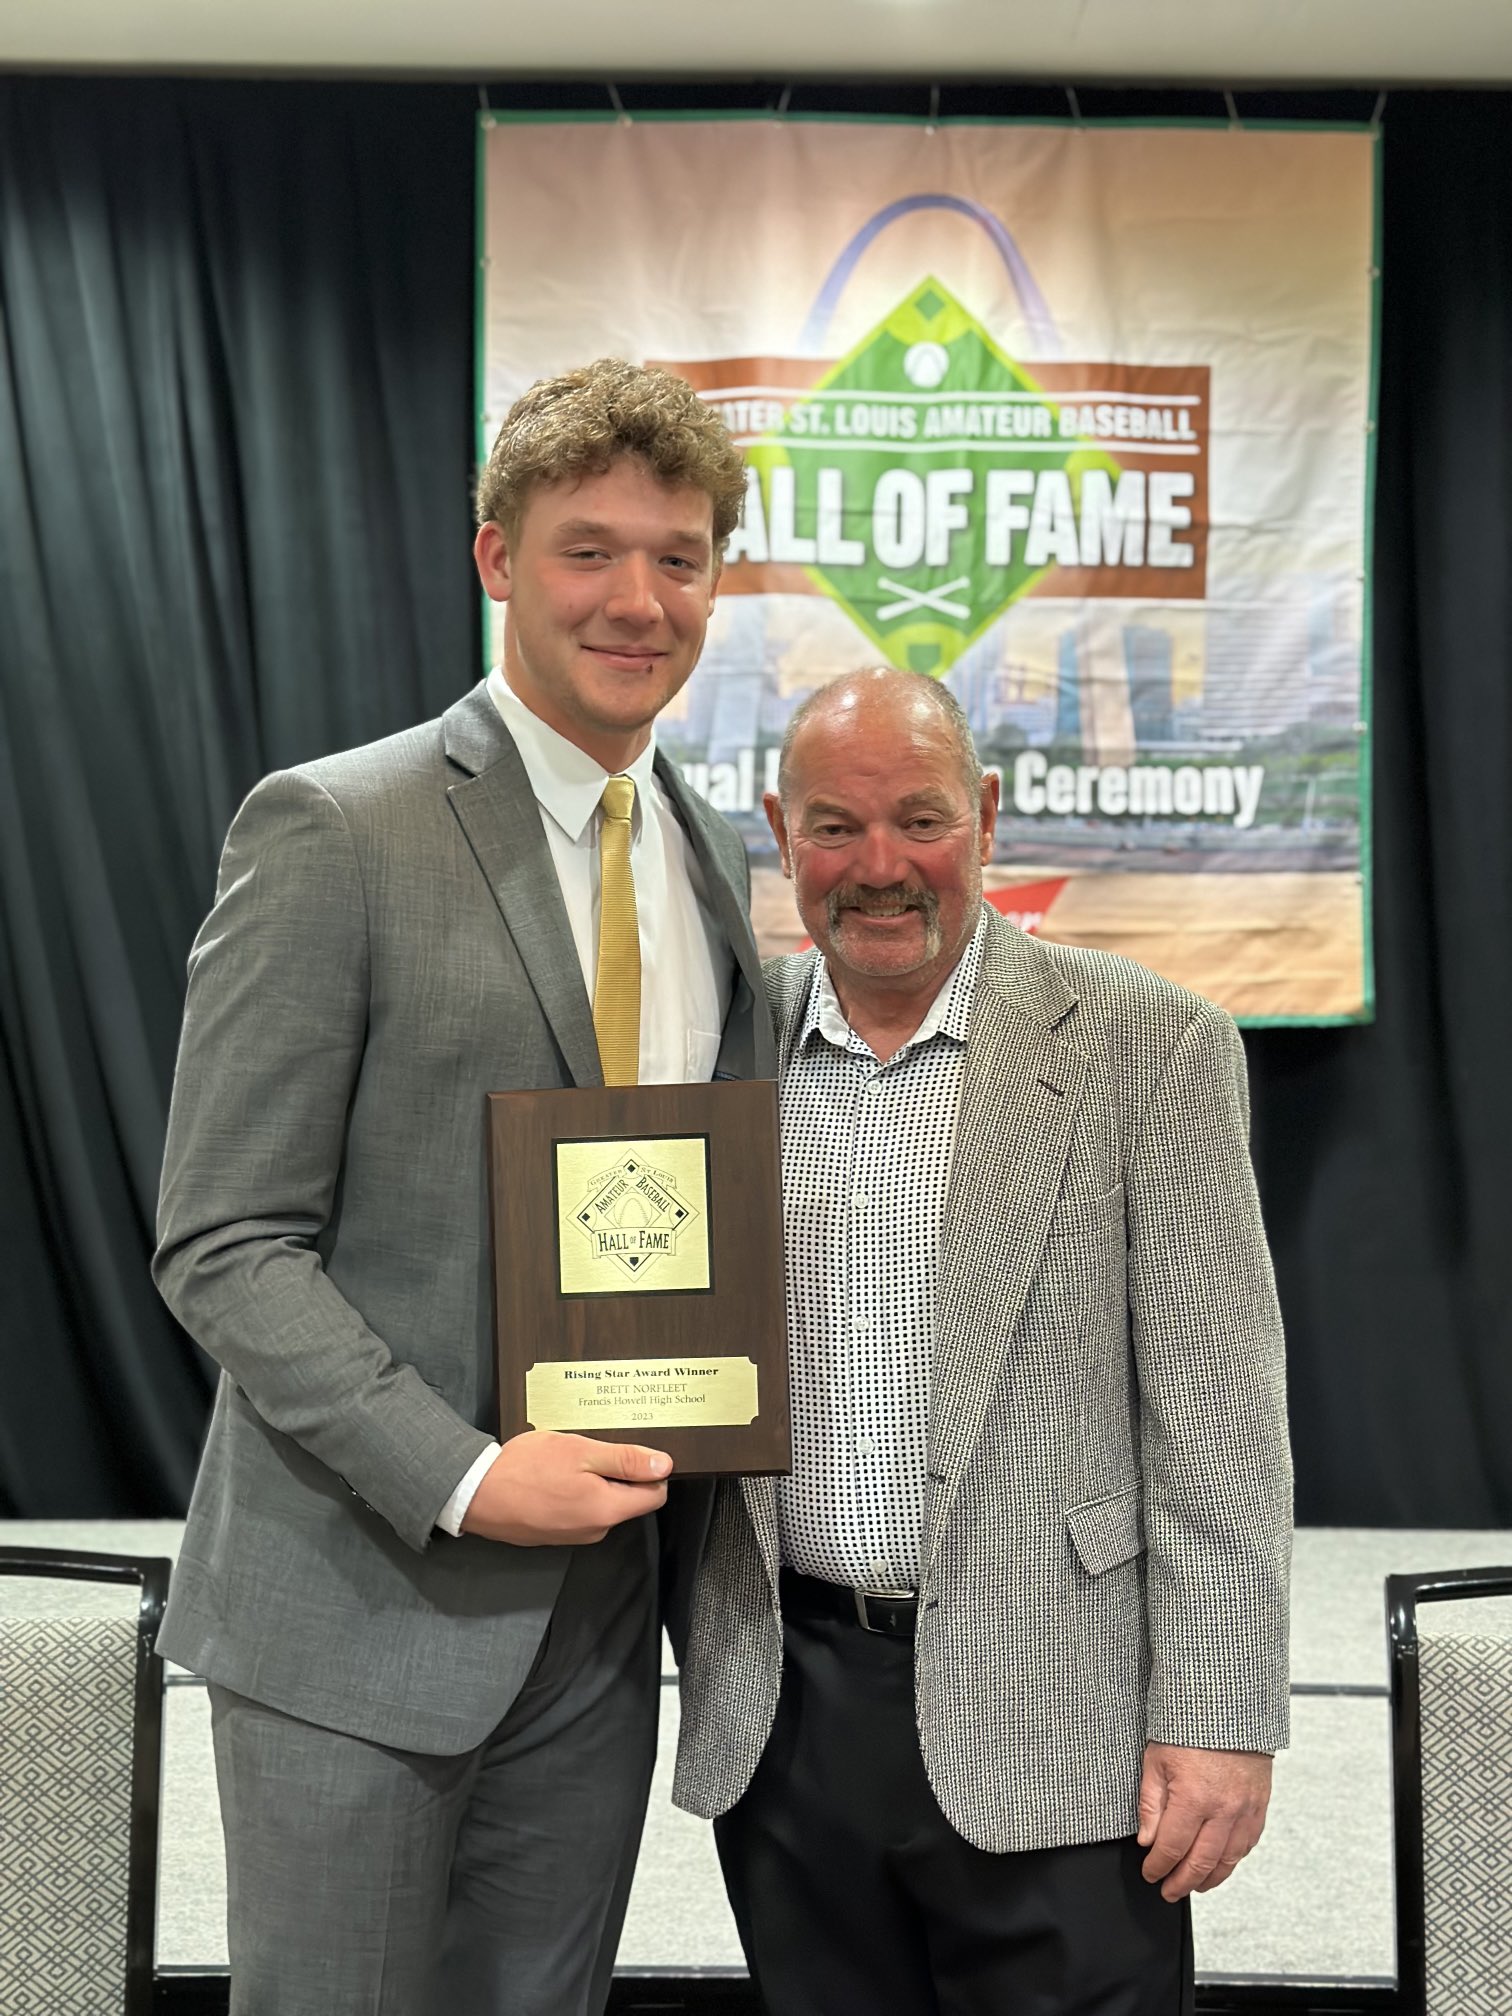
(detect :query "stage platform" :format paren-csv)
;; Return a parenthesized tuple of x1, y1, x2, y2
(6, 1519, 1512, 2003)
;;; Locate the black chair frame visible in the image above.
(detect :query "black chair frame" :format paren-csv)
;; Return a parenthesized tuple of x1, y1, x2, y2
(1385, 1563, 1512, 2016)
(0, 1546, 170, 2016)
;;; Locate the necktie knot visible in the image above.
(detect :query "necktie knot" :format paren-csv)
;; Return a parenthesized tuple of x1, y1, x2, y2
(601, 775, 636, 825)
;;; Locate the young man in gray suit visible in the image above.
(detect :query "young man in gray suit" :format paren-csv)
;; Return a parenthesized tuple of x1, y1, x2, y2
(154, 360, 773, 2014)
(673, 667, 1293, 2013)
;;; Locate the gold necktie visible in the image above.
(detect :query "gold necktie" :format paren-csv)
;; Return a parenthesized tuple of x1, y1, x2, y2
(593, 775, 640, 1086)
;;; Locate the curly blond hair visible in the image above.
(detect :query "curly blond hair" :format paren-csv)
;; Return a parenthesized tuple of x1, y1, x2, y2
(477, 358, 747, 555)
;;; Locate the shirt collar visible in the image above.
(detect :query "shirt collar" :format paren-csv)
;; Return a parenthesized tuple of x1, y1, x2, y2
(797, 904, 989, 1059)
(487, 664, 658, 844)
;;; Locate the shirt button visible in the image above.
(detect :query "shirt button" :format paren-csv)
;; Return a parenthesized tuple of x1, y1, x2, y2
(856, 1434, 877, 1456)
(852, 1192, 869, 1212)
(851, 1316, 872, 1338)
(864, 1078, 884, 1096)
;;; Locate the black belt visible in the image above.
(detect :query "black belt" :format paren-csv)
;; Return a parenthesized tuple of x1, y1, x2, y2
(780, 1566, 918, 1640)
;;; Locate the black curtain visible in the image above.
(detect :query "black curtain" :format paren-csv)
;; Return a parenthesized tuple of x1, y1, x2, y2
(1245, 91, 1512, 1523)
(0, 79, 479, 1512)
(1, 77, 1508, 1524)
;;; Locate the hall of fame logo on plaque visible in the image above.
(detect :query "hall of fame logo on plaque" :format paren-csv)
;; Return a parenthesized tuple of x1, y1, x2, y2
(554, 1136, 712, 1296)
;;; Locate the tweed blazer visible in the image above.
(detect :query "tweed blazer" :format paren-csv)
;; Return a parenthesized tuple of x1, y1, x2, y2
(673, 909, 1292, 1854)
(154, 682, 773, 1754)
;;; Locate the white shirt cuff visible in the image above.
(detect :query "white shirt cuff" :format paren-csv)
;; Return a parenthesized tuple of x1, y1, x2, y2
(435, 1441, 502, 1537)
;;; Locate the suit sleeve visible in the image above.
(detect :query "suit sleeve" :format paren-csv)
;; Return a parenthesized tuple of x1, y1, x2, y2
(1125, 997, 1293, 1753)
(153, 770, 493, 1552)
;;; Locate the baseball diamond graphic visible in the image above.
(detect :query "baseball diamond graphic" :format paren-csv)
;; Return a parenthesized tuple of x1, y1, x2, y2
(574, 1156, 698, 1279)
(743, 275, 1124, 676)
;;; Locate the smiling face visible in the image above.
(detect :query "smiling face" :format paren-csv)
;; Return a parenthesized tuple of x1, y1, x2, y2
(473, 456, 719, 772)
(767, 681, 999, 1014)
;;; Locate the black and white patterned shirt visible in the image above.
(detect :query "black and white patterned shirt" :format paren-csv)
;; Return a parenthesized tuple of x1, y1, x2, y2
(776, 909, 988, 1591)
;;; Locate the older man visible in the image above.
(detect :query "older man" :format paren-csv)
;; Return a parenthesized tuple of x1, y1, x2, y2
(673, 667, 1292, 2014)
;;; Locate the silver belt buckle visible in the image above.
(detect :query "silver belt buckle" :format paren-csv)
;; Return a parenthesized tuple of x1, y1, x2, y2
(853, 1585, 913, 1632)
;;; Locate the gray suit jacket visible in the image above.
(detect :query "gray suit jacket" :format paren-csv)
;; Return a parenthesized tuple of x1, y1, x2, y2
(673, 910, 1292, 1853)
(154, 682, 773, 1754)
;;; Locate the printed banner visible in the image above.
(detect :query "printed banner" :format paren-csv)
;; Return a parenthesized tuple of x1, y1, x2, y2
(479, 117, 1378, 1022)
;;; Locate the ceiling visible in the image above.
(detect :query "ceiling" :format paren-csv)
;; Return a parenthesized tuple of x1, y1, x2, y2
(3, 0, 1511, 87)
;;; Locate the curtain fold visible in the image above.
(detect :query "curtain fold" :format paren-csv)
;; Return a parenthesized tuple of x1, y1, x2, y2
(1, 78, 1508, 1523)
(0, 78, 478, 1512)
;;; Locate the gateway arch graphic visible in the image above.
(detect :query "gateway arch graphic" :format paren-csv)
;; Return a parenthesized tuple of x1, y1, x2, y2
(798, 193, 1065, 358)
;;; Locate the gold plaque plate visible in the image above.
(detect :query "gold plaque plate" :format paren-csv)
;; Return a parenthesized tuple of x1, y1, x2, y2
(555, 1135, 711, 1296)
(525, 1356, 759, 1431)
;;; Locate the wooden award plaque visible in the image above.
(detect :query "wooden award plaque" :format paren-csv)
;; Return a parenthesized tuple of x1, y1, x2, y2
(486, 1079, 790, 1476)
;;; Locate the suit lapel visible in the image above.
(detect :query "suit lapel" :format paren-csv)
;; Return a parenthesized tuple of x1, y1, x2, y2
(771, 950, 821, 1075)
(654, 753, 770, 1078)
(738, 952, 816, 1591)
(443, 685, 602, 1088)
(921, 920, 1087, 1569)
(655, 759, 765, 980)
(739, 1474, 782, 1588)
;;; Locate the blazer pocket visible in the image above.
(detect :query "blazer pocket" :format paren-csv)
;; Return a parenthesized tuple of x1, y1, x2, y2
(1065, 1484, 1145, 1577)
(1051, 1178, 1125, 1231)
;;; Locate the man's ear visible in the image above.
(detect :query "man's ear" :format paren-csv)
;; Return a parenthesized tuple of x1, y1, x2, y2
(978, 769, 1001, 865)
(763, 792, 792, 878)
(474, 523, 513, 604)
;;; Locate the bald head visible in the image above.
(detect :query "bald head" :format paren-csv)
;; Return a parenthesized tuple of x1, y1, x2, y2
(777, 667, 983, 806)
(763, 665, 999, 1023)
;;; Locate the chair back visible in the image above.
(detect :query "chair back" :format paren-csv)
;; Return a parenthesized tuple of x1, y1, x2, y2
(1387, 1566, 1512, 2016)
(0, 1548, 168, 2016)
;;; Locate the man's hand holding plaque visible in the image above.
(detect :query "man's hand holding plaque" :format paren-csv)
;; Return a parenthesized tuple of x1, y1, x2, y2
(459, 1430, 673, 1546)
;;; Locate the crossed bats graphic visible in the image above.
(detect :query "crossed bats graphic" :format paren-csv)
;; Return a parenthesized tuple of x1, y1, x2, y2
(875, 574, 973, 622)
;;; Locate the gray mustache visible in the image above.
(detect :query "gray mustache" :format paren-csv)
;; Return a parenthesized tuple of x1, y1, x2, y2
(826, 884, 939, 926)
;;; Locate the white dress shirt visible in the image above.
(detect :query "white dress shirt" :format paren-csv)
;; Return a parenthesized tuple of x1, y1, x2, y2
(435, 668, 735, 1536)
(775, 911, 988, 1589)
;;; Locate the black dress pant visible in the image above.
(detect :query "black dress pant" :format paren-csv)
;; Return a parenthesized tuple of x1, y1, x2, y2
(714, 1574, 1194, 2016)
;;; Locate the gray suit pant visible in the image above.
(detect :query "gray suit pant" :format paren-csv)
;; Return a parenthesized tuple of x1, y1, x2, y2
(208, 1518, 659, 2016)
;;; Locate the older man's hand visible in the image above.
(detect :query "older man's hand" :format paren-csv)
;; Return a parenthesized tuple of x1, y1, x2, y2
(1136, 1744, 1274, 1901)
